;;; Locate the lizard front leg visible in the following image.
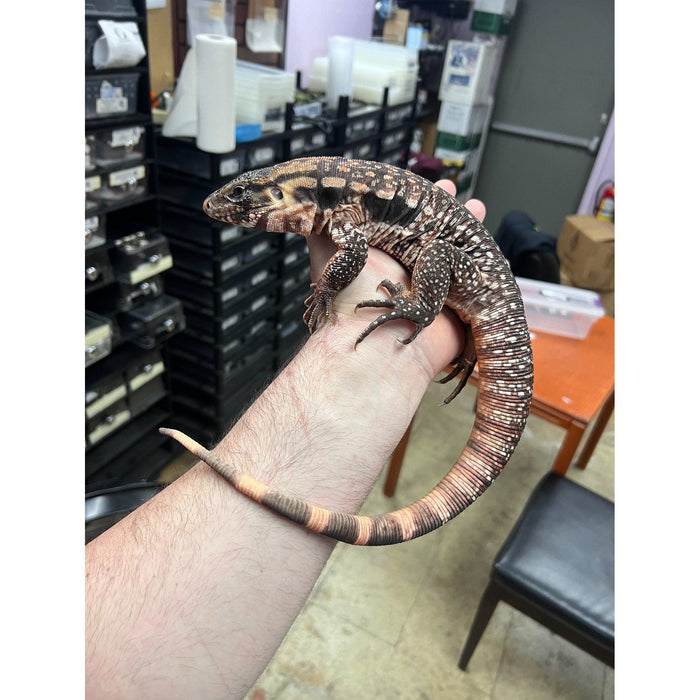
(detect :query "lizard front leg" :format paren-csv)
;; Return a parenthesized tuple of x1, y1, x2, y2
(303, 222, 369, 333)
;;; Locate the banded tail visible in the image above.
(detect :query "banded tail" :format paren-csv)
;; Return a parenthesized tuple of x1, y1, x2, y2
(160, 295, 532, 546)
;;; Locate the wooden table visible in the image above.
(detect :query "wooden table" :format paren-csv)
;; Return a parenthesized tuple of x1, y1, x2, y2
(383, 316, 615, 496)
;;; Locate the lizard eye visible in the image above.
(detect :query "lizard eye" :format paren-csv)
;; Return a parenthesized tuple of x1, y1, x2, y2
(231, 186, 245, 197)
(269, 186, 284, 201)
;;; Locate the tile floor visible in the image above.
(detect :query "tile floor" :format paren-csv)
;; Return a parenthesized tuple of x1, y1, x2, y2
(162, 375, 614, 700)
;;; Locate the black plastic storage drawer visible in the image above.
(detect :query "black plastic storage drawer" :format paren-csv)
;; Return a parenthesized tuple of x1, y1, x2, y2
(120, 294, 185, 349)
(170, 367, 274, 446)
(172, 367, 274, 424)
(86, 247, 115, 292)
(85, 72, 140, 120)
(124, 348, 165, 392)
(85, 310, 115, 367)
(166, 254, 281, 317)
(160, 203, 248, 255)
(85, 0, 137, 17)
(156, 132, 285, 183)
(288, 123, 330, 156)
(170, 310, 278, 366)
(110, 230, 173, 284)
(86, 398, 131, 448)
(86, 214, 106, 249)
(91, 275, 165, 314)
(93, 124, 147, 167)
(128, 374, 167, 415)
(86, 371, 127, 420)
(180, 280, 279, 346)
(167, 232, 280, 286)
(171, 340, 275, 396)
(156, 135, 246, 181)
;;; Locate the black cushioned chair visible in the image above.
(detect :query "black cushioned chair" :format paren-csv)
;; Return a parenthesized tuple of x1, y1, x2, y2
(85, 482, 164, 544)
(458, 472, 614, 670)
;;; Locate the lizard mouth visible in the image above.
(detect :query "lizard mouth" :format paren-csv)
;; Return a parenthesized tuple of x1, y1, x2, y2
(204, 196, 270, 216)
(203, 198, 271, 227)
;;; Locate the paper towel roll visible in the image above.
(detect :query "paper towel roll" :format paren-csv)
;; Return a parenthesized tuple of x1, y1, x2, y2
(195, 34, 237, 154)
(162, 48, 197, 138)
(326, 36, 354, 112)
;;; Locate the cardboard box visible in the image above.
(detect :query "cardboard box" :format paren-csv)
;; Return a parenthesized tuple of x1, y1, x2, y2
(557, 215, 614, 291)
(439, 40, 498, 104)
(383, 9, 409, 45)
(560, 268, 613, 317)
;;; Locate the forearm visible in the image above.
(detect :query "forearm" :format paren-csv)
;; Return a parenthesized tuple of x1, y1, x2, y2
(85, 276, 463, 699)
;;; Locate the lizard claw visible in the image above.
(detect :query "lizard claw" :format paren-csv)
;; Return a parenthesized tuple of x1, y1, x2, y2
(376, 279, 404, 296)
(303, 283, 337, 333)
(354, 278, 433, 347)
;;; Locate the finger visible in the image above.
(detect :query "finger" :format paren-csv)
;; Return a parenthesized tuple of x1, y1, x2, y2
(465, 198, 486, 223)
(436, 179, 456, 196)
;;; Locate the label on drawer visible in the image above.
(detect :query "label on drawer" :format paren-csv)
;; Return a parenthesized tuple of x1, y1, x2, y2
(85, 175, 101, 193)
(219, 156, 241, 177)
(221, 253, 241, 272)
(251, 269, 270, 286)
(96, 80, 128, 115)
(250, 146, 274, 165)
(109, 126, 144, 147)
(250, 240, 270, 258)
(221, 225, 244, 244)
(109, 165, 146, 187)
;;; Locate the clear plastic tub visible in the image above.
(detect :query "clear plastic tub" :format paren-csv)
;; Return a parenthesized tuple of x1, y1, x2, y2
(516, 277, 605, 340)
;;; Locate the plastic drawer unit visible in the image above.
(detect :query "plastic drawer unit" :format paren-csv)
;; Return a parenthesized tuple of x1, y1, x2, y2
(160, 203, 248, 255)
(85, 73, 140, 120)
(93, 125, 146, 167)
(86, 371, 127, 421)
(86, 247, 115, 292)
(85, 311, 115, 367)
(110, 230, 173, 285)
(120, 294, 186, 349)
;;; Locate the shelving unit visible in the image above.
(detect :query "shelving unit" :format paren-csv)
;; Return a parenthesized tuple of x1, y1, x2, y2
(157, 87, 422, 446)
(85, 0, 184, 490)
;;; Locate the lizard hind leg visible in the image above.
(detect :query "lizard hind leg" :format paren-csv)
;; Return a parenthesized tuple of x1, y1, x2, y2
(354, 239, 456, 348)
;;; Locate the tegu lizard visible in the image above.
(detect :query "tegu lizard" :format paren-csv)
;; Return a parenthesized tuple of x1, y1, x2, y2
(161, 156, 533, 546)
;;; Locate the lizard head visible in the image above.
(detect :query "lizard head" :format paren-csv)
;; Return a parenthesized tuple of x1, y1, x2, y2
(203, 165, 317, 235)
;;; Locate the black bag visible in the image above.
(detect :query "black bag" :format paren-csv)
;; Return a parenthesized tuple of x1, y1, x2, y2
(494, 211, 560, 284)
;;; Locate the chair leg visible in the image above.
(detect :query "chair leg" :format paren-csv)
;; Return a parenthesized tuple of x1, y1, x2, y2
(383, 418, 414, 497)
(575, 390, 614, 470)
(458, 581, 501, 671)
(550, 421, 586, 475)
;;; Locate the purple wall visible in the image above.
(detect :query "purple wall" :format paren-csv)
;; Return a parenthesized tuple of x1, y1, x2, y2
(578, 111, 615, 216)
(284, 0, 375, 87)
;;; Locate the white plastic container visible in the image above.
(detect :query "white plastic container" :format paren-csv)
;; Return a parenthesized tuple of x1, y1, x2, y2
(438, 40, 498, 104)
(516, 277, 605, 340)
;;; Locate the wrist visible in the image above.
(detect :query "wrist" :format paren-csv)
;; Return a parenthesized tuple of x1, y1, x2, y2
(211, 297, 462, 512)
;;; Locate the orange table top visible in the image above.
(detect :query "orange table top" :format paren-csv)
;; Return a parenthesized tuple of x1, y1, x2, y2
(471, 316, 614, 424)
